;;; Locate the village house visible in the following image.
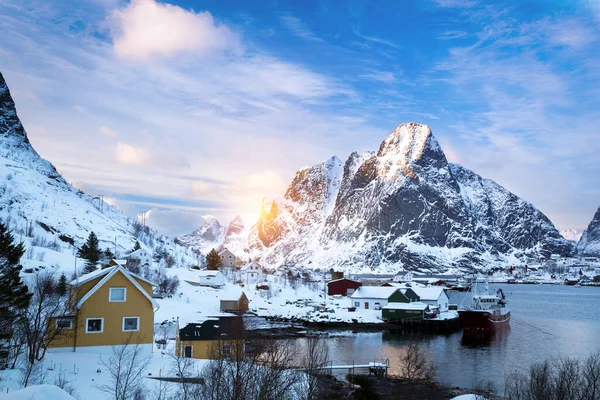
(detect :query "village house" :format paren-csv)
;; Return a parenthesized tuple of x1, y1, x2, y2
(126, 248, 153, 266)
(350, 286, 412, 310)
(47, 265, 158, 352)
(219, 288, 250, 313)
(241, 261, 263, 283)
(411, 286, 449, 312)
(198, 270, 225, 288)
(327, 278, 362, 296)
(219, 249, 238, 269)
(175, 317, 246, 360)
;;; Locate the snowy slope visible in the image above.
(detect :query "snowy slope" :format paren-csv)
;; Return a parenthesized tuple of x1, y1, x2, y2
(178, 122, 572, 273)
(576, 206, 600, 256)
(0, 71, 195, 271)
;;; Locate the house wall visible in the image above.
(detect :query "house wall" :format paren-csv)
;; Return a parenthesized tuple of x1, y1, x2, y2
(388, 290, 409, 303)
(220, 250, 237, 268)
(219, 293, 249, 312)
(199, 274, 224, 286)
(49, 271, 154, 349)
(350, 297, 389, 310)
(175, 338, 244, 360)
(382, 308, 425, 321)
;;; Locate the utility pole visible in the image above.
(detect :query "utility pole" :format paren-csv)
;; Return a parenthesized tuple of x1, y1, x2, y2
(114, 236, 117, 258)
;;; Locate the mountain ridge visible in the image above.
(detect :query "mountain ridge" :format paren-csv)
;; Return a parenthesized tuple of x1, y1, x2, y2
(179, 122, 573, 273)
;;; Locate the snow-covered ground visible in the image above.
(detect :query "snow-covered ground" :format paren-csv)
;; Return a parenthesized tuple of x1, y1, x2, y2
(0, 341, 207, 399)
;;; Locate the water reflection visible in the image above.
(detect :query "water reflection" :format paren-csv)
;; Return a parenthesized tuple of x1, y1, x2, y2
(461, 326, 511, 348)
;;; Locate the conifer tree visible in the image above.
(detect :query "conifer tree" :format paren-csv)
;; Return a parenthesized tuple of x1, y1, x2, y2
(0, 222, 32, 365)
(104, 247, 114, 260)
(132, 240, 141, 252)
(56, 273, 68, 297)
(206, 248, 222, 270)
(77, 231, 101, 274)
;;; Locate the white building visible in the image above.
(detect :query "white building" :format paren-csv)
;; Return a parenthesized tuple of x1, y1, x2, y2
(350, 286, 401, 310)
(219, 249, 238, 269)
(127, 248, 153, 266)
(411, 287, 449, 312)
(198, 270, 225, 288)
(241, 261, 263, 282)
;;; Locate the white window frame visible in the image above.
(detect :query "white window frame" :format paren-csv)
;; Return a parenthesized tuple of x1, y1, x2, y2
(86, 318, 104, 334)
(354, 302, 360, 307)
(109, 287, 127, 302)
(55, 318, 73, 330)
(122, 316, 140, 332)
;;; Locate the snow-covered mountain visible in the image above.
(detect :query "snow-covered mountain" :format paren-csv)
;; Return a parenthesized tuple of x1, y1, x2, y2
(576, 206, 600, 256)
(179, 122, 573, 273)
(560, 228, 584, 242)
(0, 71, 194, 269)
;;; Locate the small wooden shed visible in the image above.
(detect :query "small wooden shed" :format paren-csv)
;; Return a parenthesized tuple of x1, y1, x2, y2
(220, 290, 249, 313)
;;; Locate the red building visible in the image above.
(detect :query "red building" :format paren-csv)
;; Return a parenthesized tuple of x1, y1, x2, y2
(327, 278, 362, 296)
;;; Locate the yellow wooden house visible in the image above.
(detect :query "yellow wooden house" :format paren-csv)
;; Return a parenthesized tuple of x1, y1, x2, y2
(175, 317, 245, 360)
(47, 265, 158, 351)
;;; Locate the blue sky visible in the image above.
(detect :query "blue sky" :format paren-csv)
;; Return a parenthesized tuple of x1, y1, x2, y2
(1, 0, 598, 236)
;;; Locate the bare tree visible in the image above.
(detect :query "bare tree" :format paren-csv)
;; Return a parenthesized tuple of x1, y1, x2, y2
(296, 335, 329, 400)
(22, 272, 71, 365)
(99, 339, 151, 400)
(504, 351, 600, 400)
(398, 342, 437, 382)
(171, 354, 203, 400)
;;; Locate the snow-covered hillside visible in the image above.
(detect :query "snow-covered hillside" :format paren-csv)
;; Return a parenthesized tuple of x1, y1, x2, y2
(576, 206, 600, 256)
(179, 123, 573, 273)
(0, 71, 196, 271)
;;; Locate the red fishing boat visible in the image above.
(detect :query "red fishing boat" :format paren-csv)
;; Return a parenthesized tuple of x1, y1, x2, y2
(459, 287, 510, 333)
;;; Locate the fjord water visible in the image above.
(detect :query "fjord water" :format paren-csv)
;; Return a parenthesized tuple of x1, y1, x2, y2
(320, 284, 600, 391)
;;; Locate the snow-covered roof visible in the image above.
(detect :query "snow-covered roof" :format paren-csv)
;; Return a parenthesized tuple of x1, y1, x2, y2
(327, 278, 360, 284)
(3, 384, 76, 400)
(350, 286, 399, 300)
(69, 267, 111, 286)
(127, 248, 151, 257)
(383, 302, 429, 311)
(411, 287, 446, 301)
(241, 261, 261, 271)
(198, 270, 222, 277)
(74, 266, 159, 310)
(219, 286, 246, 301)
(70, 265, 155, 287)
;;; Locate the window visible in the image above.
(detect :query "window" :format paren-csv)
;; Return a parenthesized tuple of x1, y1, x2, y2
(86, 318, 103, 333)
(354, 302, 360, 307)
(123, 317, 140, 332)
(184, 345, 193, 358)
(109, 287, 126, 302)
(56, 318, 73, 330)
(221, 343, 231, 355)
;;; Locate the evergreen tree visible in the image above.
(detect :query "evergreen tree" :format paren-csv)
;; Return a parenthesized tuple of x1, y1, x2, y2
(77, 231, 101, 274)
(0, 222, 32, 365)
(206, 249, 222, 270)
(56, 273, 68, 297)
(104, 247, 114, 260)
(132, 241, 141, 252)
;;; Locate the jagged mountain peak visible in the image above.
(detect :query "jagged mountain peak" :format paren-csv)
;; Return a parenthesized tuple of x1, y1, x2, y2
(226, 215, 245, 237)
(576, 206, 600, 256)
(373, 122, 446, 180)
(0, 72, 28, 144)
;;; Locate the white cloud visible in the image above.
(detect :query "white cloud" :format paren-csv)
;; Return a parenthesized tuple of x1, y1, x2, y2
(99, 125, 117, 137)
(115, 142, 150, 165)
(359, 71, 397, 83)
(108, 0, 241, 60)
(142, 208, 206, 237)
(280, 16, 324, 42)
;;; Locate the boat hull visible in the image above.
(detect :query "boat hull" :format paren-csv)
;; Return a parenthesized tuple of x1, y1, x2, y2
(459, 309, 510, 333)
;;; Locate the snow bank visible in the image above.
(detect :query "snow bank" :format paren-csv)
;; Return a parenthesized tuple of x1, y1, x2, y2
(2, 384, 76, 400)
